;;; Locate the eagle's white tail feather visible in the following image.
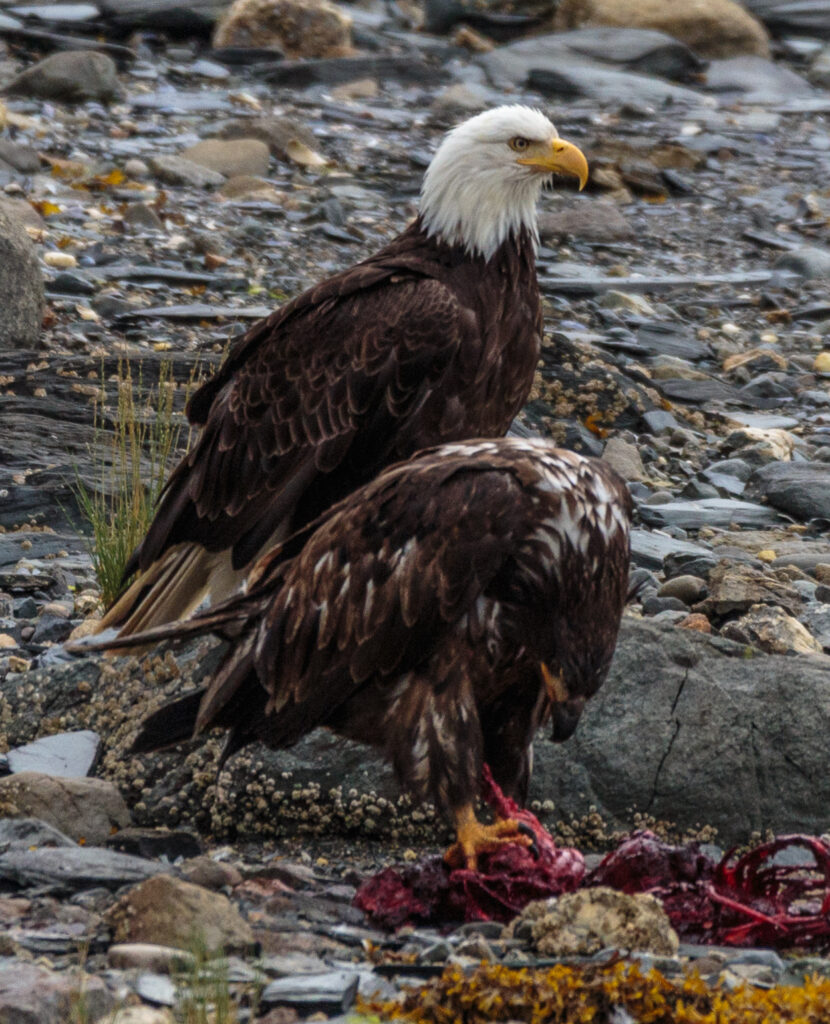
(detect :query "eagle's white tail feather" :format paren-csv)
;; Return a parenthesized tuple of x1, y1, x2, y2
(96, 544, 244, 639)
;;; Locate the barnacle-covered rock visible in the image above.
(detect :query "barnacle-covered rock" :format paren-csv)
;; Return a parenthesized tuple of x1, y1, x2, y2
(515, 886, 679, 956)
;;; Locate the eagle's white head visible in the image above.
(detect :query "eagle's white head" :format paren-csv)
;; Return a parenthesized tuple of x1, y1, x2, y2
(420, 105, 588, 261)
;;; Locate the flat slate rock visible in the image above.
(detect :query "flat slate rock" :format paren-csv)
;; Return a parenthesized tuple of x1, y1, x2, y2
(261, 971, 360, 1013)
(526, 61, 706, 107)
(478, 28, 705, 89)
(743, 0, 830, 39)
(0, 817, 77, 848)
(629, 529, 714, 571)
(0, 845, 167, 889)
(7, 730, 100, 777)
(114, 302, 272, 321)
(747, 462, 830, 521)
(639, 498, 788, 530)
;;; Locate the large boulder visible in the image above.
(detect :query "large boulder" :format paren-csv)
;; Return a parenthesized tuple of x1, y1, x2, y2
(212, 0, 351, 57)
(552, 0, 771, 59)
(533, 619, 830, 846)
(0, 205, 43, 349)
(6, 617, 830, 848)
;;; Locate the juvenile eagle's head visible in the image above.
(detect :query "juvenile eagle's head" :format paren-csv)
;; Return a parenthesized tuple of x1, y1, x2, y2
(420, 105, 588, 260)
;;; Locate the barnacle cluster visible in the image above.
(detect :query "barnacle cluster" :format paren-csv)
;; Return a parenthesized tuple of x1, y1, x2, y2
(360, 961, 830, 1024)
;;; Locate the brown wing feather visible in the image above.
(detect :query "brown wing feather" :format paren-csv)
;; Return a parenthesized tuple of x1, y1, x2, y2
(131, 272, 475, 578)
(195, 455, 534, 748)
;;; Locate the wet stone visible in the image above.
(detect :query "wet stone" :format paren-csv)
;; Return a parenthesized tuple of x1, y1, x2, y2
(6, 729, 100, 777)
(260, 971, 360, 1014)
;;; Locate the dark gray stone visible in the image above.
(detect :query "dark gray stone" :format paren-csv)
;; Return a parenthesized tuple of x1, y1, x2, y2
(531, 619, 830, 844)
(478, 28, 705, 90)
(148, 154, 225, 188)
(639, 498, 787, 530)
(629, 529, 714, 571)
(0, 845, 167, 889)
(0, 817, 77, 848)
(527, 62, 705, 107)
(0, 141, 40, 173)
(774, 246, 830, 282)
(747, 462, 830, 521)
(703, 56, 814, 103)
(743, 0, 830, 40)
(0, 205, 43, 349)
(261, 971, 359, 1014)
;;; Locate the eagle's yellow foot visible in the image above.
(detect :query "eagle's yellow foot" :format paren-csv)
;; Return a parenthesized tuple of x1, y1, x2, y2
(444, 803, 533, 871)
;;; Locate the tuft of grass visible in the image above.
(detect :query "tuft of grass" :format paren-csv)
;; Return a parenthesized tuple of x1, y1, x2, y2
(173, 934, 264, 1024)
(73, 359, 195, 607)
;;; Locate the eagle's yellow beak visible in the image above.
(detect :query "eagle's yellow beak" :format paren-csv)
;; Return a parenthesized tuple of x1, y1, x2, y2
(518, 138, 589, 191)
(540, 661, 568, 703)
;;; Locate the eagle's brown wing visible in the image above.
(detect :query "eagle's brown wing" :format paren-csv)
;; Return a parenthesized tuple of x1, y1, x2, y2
(130, 265, 477, 578)
(194, 455, 533, 749)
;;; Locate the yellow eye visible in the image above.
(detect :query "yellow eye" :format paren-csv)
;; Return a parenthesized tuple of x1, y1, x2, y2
(509, 137, 531, 152)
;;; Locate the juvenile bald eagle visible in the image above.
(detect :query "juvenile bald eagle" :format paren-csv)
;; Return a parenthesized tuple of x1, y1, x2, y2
(100, 106, 588, 638)
(102, 439, 631, 869)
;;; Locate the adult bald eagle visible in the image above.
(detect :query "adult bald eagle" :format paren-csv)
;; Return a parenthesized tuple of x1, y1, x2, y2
(100, 106, 588, 638)
(101, 439, 631, 869)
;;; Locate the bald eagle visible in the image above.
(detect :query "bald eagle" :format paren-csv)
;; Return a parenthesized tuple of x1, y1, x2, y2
(100, 439, 631, 869)
(100, 106, 588, 638)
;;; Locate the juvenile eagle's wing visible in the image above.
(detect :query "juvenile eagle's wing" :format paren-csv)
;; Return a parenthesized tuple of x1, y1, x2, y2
(192, 453, 535, 749)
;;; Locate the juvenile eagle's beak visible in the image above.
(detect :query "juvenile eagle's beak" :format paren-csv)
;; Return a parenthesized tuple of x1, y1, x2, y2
(518, 139, 589, 190)
(540, 661, 567, 703)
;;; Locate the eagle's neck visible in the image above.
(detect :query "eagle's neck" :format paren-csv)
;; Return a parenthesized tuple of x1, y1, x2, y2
(419, 165, 542, 262)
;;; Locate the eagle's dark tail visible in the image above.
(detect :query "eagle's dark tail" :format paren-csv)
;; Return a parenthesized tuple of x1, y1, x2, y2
(131, 688, 206, 753)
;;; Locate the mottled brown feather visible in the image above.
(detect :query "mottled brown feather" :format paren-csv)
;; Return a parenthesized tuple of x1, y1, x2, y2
(125, 439, 631, 817)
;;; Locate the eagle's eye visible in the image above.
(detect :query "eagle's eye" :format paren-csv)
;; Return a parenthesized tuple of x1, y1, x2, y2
(509, 137, 531, 152)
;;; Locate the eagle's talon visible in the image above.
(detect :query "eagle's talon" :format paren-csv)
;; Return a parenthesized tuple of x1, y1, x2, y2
(517, 821, 540, 859)
(445, 805, 534, 871)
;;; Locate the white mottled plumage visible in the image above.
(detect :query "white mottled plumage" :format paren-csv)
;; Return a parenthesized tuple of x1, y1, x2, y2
(420, 106, 561, 260)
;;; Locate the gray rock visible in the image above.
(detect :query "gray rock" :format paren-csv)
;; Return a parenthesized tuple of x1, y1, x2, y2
(629, 529, 714, 571)
(695, 561, 802, 618)
(4, 50, 121, 102)
(181, 138, 270, 177)
(261, 971, 359, 1014)
(0, 845, 166, 889)
(774, 246, 830, 281)
(0, 772, 130, 843)
(135, 972, 177, 1006)
(122, 201, 165, 231)
(720, 604, 822, 654)
(602, 437, 646, 482)
(478, 28, 705, 90)
(703, 56, 815, 103)
(527, 62, 705, 108)
(148, 154, 226, 188)
(0, 961, 114, 1024)
(810, 46, 830, 88)
(638, 498, 786, 530)
(743, 0, 830, 39)
(531, 618, 830, 844)
(747, 461, 830, 521)
(0, 204, 43, 349)
(539, 202, 633, 243)
(7, 729, 100, 777)
(658, 575, 707, 605)
(0, 817, 77, 848)
(0, 140, 40, 173)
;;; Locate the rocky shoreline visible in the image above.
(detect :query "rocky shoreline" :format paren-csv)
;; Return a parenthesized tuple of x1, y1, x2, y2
(2, 0, 830, 1017)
